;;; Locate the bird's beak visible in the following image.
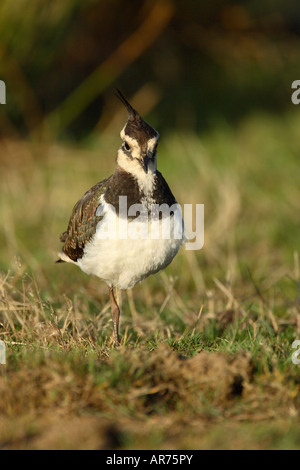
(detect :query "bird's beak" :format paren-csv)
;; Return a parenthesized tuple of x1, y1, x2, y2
(140, 155, 149, 173)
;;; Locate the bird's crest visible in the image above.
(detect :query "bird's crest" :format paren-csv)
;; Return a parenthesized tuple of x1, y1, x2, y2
(115, 89, 138, 120)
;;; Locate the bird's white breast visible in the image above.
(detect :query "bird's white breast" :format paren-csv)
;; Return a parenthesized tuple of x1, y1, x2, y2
(77, 198, 184, 290)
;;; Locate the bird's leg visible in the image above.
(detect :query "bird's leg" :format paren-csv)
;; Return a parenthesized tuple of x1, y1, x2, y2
(109, 286, 120, 345)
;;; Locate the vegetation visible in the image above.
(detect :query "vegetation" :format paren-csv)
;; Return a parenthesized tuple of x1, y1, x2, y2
(1, 110, 300, 449)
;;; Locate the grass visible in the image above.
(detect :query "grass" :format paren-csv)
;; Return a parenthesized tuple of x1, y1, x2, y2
(0, 109, 300, 449)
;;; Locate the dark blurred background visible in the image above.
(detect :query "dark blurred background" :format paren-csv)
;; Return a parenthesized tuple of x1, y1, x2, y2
(0, 0, 299, 141)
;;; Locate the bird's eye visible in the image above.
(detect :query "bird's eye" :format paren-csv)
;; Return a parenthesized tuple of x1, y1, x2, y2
(123, 142, 130, 151)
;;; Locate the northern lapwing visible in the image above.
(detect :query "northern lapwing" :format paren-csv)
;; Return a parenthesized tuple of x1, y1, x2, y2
(57, 90, 185, 344)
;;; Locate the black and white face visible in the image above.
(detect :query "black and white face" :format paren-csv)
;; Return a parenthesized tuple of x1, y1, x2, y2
(117, 123, 159, 177)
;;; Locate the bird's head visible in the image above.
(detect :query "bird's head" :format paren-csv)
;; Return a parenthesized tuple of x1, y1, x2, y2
(115, 89, 159, 177)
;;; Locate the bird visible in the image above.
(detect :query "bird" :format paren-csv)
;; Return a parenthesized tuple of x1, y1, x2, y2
(57, 89, 185, 344)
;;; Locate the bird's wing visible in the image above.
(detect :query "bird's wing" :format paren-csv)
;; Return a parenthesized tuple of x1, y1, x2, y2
(59, 176, 112, 262)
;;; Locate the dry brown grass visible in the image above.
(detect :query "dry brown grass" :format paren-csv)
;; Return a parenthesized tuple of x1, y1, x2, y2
(0, 341, 298, 450)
